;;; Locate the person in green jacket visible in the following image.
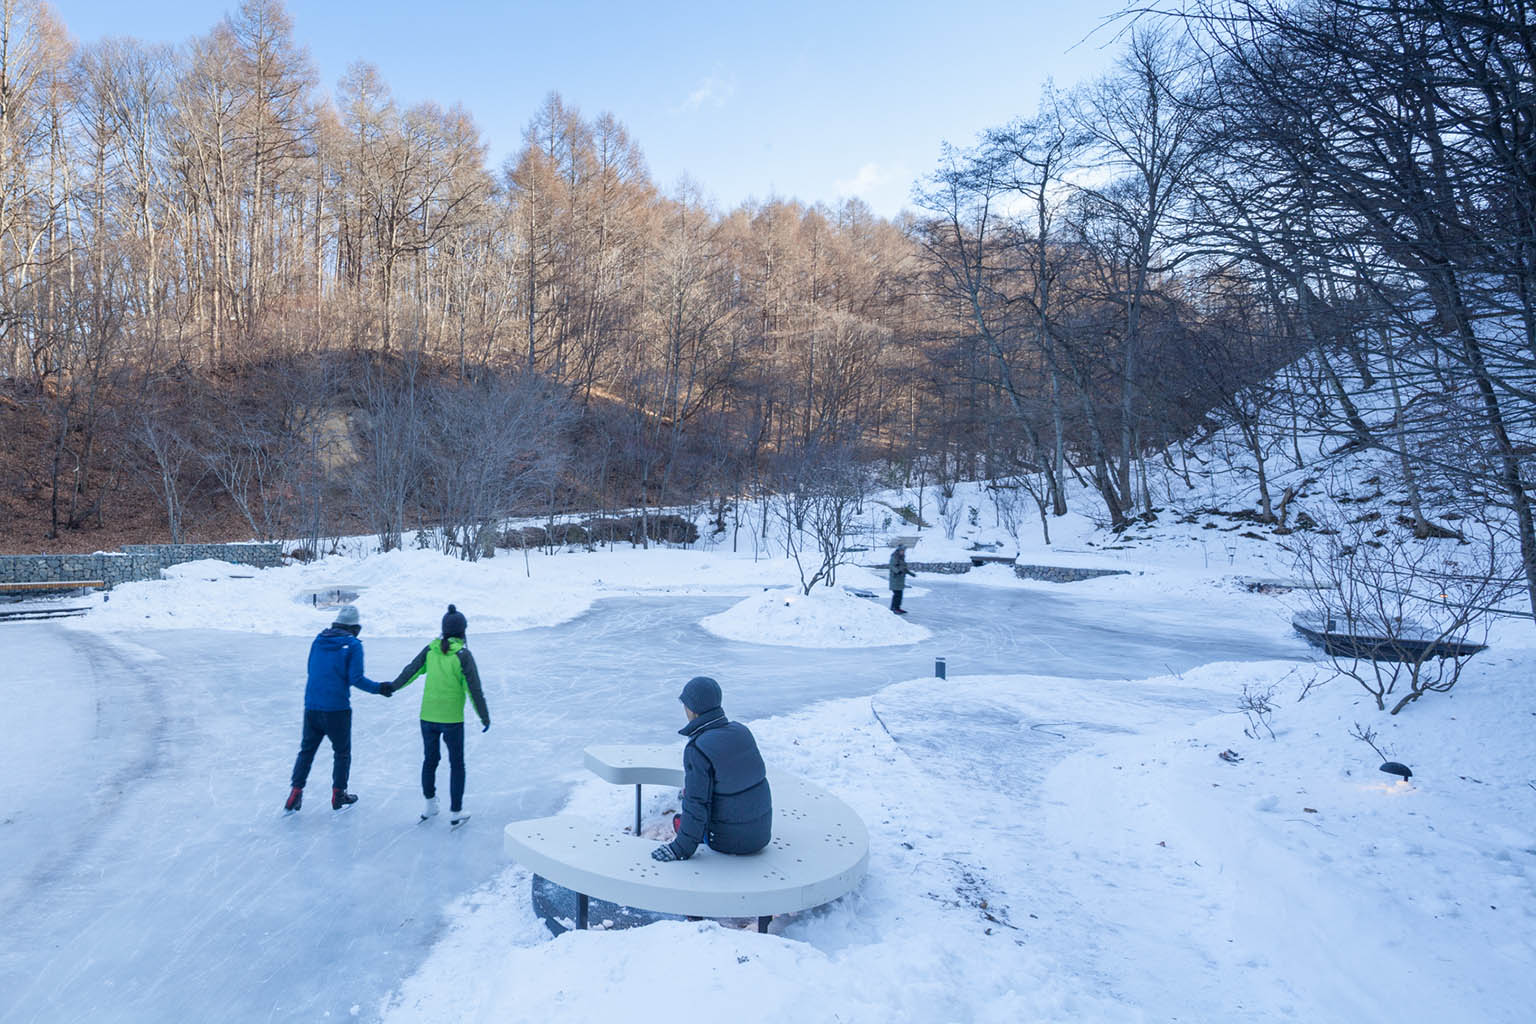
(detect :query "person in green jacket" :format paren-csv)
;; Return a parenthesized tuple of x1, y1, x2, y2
(382, 604, 490, 825)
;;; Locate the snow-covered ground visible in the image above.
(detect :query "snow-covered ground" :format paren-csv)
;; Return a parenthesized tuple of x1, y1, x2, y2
(3, 473, 1534, 1023)
(379, 652, 1536, 1023)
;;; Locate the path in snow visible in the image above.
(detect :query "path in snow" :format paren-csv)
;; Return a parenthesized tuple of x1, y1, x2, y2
(0, 580, 1304, 1023)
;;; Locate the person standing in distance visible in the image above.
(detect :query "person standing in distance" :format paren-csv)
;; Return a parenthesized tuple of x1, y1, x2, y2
(888, 541, 917, 614)
(651, 676, 772, 862)
(284, 604, 389, 813)
(382, 604, 490, 826)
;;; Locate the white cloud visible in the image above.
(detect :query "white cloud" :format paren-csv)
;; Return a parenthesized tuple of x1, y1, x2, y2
(835, 162, 891, 197)
(675, 75, 735, 113)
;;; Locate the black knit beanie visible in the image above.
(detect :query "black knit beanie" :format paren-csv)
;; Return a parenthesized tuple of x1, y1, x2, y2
(441, 604, 467, 640)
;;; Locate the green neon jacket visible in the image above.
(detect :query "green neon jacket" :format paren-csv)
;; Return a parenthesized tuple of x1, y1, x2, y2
(391, 637, 490, 727)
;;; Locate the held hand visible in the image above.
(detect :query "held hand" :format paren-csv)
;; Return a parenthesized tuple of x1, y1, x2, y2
(379, 682, 393, 697)
(650, 843, 679, 862)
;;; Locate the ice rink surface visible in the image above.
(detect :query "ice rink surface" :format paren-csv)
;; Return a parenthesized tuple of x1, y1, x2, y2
(0, 581, 1303, 1023)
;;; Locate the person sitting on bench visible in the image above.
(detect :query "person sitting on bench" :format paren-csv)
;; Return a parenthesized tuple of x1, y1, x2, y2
(651, 676, 773, 862)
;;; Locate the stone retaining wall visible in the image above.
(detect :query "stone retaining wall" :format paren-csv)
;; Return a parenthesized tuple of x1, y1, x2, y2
(1012, 564, 1131, 583)
(0, 543, 284, 589)
(875, 560, 1132, 583)
(119, 543, 284, 569)
(905, 561, 975, 575)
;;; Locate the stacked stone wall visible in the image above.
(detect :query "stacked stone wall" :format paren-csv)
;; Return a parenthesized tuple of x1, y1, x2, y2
(905, 561, 975, 575)
(119, 543, 284, 570)
(1012, 564, 1130, 583)
(0, 543, 283, 589)
(864, 559, 1132, 583)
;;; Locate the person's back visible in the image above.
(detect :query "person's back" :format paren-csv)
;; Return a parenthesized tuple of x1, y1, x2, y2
(655, 675, 772, 862)
(418, 636, 477, 721)
(684, 711, 772, 855)
(285, 605, 384, 813)
(384, 604, 490, 826)
(305, 627, 363, 710)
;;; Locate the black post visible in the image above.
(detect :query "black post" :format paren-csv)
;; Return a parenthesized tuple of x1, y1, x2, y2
(935, 657, 946, 679)
(757, 915, 771, 933)
(577, 893, 589, 930)
(634, 784, 642, 836)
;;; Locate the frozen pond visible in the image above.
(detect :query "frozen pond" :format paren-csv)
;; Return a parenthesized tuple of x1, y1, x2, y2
(0, 580, 1305, 1022)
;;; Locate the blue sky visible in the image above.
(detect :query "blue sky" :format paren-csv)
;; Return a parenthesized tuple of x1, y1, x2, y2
(51, 1, 1130, 218)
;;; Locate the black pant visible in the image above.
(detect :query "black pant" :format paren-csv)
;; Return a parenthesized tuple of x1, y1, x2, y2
(290, 708, 352, 790)
(890, 589, 904, 611)
(421, 720, 466, 811)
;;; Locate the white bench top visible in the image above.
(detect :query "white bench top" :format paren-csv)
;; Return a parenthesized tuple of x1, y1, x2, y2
(505, 750, 868, 919)
(584, 743, 686, 787)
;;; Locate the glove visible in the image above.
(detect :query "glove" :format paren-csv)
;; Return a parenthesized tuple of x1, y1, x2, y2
(650, 843, 679, 862)
(379, 683, 393, 697)
(481, 721, 490, 733)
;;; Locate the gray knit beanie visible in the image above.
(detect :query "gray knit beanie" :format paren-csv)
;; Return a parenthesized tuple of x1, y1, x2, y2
(332, 605, 361, 628)
(678, 675, 723, 714)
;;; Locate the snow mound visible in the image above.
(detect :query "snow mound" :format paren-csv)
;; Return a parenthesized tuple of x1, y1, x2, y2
(73, 547, 601, 637)
(700, 587, 929, 647)
(68, 544, 814, 638)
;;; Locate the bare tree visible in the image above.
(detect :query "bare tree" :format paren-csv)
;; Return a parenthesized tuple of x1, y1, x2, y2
(773, 443, 868, 594)
(349, 352, 425, 551)
(418, 366, 573, 560)
(135, 383, 205, 544)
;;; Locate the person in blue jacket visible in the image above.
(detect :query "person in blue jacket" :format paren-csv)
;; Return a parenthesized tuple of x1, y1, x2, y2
(651, 676, 772, 861)
(284, 605, 389, 812)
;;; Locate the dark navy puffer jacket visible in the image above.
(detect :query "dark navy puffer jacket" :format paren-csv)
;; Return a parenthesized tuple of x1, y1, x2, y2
(670, 708, 773, 859)
(303, 627, 384, 711)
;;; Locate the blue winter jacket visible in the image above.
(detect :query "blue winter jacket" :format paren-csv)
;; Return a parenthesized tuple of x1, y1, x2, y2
(303, 627, 383, 710)
(670, 708, 773, 859)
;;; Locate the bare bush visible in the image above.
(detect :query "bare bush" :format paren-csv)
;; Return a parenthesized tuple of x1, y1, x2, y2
(1294, 506, 1512, 713)
(1348, 721, 1390, 763)
(1238, 682, 1278, 740)
(991, 481, 1025, 544)
(940, 491, 964, 540)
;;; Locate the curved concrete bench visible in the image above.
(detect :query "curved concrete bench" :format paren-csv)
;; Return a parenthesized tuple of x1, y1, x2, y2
(505, 744, 868, 931)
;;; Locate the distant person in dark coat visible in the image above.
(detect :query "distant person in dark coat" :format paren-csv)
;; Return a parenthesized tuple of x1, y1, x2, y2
(888, 542, 916, 614)
(651, 676, 772, 862)
(284, 605, 388, 812)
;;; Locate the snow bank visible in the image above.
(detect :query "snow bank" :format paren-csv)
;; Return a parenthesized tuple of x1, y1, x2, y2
(379, 645, 1536, 1023)
(700, 586, 930, 647)
(68, 545, 813, 638)
(379, 680, 1138, 1024)
(1038, 651, 1536, 1021)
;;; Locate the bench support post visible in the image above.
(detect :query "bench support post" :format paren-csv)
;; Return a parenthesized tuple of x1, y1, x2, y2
(634, 784, 642, 836)
(577, 893, 589, 930)
(757, 915, 771, 934)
